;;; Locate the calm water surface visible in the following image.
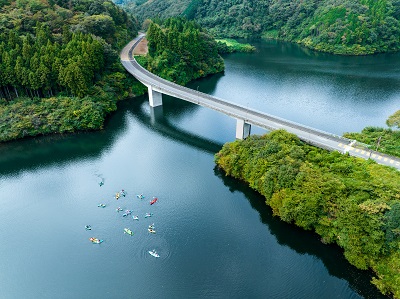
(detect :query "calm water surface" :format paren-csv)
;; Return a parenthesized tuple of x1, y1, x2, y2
(0, 40, 398, 298)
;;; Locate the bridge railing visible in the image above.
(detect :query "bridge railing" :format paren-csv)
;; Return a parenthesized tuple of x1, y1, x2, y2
(128, 51, 354, 146)
(121, 35, 400, 169)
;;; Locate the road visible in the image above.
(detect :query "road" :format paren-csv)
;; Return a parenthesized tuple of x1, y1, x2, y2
(120, 35, 400, 170)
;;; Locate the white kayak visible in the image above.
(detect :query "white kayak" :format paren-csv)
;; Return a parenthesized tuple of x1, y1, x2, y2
(148, 250, 160, 258)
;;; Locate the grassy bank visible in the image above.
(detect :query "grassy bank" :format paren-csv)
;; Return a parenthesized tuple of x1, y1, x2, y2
(216, 39, 256, 53)
(344, 127, 400, 158)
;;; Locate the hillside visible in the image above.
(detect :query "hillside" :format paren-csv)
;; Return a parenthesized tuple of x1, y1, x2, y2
(0, 0, 144, 142)
(121, 0, 196, 20)
(125, 0, 400, 55)
(138, 17, 224, 85)
(215, 130, 400, 298)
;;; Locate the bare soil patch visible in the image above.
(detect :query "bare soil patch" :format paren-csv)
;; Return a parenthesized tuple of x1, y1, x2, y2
(133, 38, 148, 55)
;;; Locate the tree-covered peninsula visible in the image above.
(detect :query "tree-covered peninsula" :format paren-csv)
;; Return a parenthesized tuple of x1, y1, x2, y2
(215, 130, 400, 298)
(0, 0, 143, 142)
(137, 17, 224, 85)
(125, 0, 400, 55)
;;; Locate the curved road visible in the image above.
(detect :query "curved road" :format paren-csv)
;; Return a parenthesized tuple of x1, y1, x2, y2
(120, 35, 400, 170)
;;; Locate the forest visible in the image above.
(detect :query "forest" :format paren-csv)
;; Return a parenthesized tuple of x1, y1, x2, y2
(126, 0, 400, 55)
(0, 0, 144, 142)
(138, 17, 224, 85)
(0, 1, 399, 297)
(215, 129, 400, 298)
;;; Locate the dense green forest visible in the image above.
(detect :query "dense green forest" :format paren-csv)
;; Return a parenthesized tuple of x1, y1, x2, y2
(125, 0, 400, 55)
(122, 0, 195, 20)
(215, 130, 400, 298)
(139, 17, 224, 85)
(0, 0, 143, 142)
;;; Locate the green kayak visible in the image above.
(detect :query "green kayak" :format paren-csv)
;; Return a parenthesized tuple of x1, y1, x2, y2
(124, 228, 133, 236)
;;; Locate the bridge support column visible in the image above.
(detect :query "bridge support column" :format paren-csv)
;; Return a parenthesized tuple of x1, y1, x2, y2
(236, 119, 251, 140)
(148, 86, 163, 107)
(150, 106, 164, 125)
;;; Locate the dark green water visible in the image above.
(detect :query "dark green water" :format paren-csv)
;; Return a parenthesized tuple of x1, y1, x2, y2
(0, 40, 398, 298)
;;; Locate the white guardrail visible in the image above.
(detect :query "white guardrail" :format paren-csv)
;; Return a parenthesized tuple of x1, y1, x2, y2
(121, 35, 400, 169)
(124, 36, 352, 145)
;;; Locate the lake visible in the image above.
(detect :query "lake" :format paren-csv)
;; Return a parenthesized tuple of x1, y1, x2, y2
(0, 39, 398, 298)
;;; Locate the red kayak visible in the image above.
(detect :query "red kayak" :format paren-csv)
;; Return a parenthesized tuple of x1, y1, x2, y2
(150, 197, 158, 205)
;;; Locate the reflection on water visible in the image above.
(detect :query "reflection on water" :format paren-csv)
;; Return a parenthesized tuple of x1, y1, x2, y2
(0, 96, 222, 177)
(214, 167, 387, 299)
(194, 39, 400, 135)
(0, 39, 395, 298)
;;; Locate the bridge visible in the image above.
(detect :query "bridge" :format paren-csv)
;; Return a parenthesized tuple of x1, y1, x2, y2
(120, 35, 400, 170)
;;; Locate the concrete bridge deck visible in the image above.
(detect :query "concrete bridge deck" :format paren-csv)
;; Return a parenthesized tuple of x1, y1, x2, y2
(120, 35, 400, 170)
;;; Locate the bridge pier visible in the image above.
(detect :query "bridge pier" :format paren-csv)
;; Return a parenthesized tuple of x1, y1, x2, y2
(148, 86, 163, 107)
(236, 119, 251, 140)
(150, 106, 164, 125)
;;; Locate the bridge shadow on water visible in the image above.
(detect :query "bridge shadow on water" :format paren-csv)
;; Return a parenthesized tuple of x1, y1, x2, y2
(0, 95, 223, 177)
(0, 87, 391, 298)
(213, 167, 390, 299)
(133, 98, 223, 154)
(0, 71, 226, 177)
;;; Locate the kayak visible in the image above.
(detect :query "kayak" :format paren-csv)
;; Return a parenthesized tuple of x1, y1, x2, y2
(144, 213, 153, 218)
(123, 210, 133, 216)
(116, 207, 123, 212)
(132, 215, 139, 220)
(148, 250, 160, 258)
(124, 228, 134, 236)
(97, 204, 106, 208)
(150, 197, 158, 205)
(136, 194, 145, 199)
(89, 237, 103, 244)
(148, 224, 155, 229)
(148, 228, 156, 234)
(85, 225, 92, 230)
